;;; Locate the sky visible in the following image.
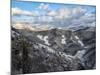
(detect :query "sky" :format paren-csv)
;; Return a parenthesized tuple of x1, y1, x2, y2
(11, 0, 96, 28)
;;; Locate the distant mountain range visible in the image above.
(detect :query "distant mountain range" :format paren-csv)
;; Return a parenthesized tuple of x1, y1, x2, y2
(12, 22, 96, 32)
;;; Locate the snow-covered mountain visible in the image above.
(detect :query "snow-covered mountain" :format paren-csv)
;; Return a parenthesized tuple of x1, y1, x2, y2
(11, 25, 96, 74)
(12, 22, 51, 31)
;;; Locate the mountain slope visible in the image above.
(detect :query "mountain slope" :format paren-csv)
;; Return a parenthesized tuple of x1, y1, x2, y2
(11, 26, 96, 74)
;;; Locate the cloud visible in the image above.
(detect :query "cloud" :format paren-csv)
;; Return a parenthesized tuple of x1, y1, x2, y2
(56, 8, 71, 19)
(12, 7, 33, 16)
(48, 7, 86, 19)
(34, 6, 95, 28)
(47, 7, 86, 20)
(68, 12, 96, 27)
(12, 5, 95, 28)
(33, 15, 53, 24)
(47, 7, 72, 22)
(38, 3, 49, 10)
(47, 6, 95, 27)
(90, 22, 96, 27)
(72, 7, 86, 18)
(47, 10, 57, 16)
(80, 13, 96, 23)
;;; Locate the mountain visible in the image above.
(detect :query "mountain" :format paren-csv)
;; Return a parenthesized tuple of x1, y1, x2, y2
(12, 22, 50, 31)
(11, 25, 96, 74)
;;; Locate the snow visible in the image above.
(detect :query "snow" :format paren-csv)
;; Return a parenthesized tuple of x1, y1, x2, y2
(34, 45, 39, 49)
(12, 30, 20, 38)
(37, 35, 43, 40)
(59, 49, 86, 61)
(38, 43, 55, 53)
(74, 35, 84, 47)
(61, 35, 66, 44)
(78, 40, 84, 47)
(58, 27, 62, 29)
(74, 35, 80, 40)
(43, 36, 50, 46)
(58, 52, 74, 61)
(49, 26, 55, 29)
(37, 35, 50, 46)
(75, 50, 86, 59)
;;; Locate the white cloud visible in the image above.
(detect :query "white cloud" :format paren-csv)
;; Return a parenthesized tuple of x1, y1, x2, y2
(38, 3, 49, 10)
(12, 7, 33, 16)
(72, 7, 87, 18)
(80, 13, 96, 23)
(43, 6, 95, 27)
(48, 7, 86, 19)
(47, 10, 57, 16)
(12, 6, 95, 28)
(38, 15, 53, 23)
(52, 7, 95, 27)
(56, 8, 71, 19)
(68, 12, 96, 27)
(90, 22, 96, 27)
(48, 7, 86, 20)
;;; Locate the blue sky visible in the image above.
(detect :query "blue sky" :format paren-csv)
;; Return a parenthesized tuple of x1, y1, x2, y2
(12, 0, 96, 13)
(11, 0, 96, 28)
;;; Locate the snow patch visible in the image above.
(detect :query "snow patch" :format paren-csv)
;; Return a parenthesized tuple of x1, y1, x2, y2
(43, 36, 50, 45)
(38, 44, 55, 53)
(75, 50, 86, 59)
(61, 35, 66, 44)
(74, 35, 80, 40)
(37, 35, 43, 40)
(78, 40, 84, 47)
(58, 27, 62, 29)
(12, 30, 20, 38)
(58, 52, 74, 61)
(37, 35, 50, 45)
(74, 35, 84, 47)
